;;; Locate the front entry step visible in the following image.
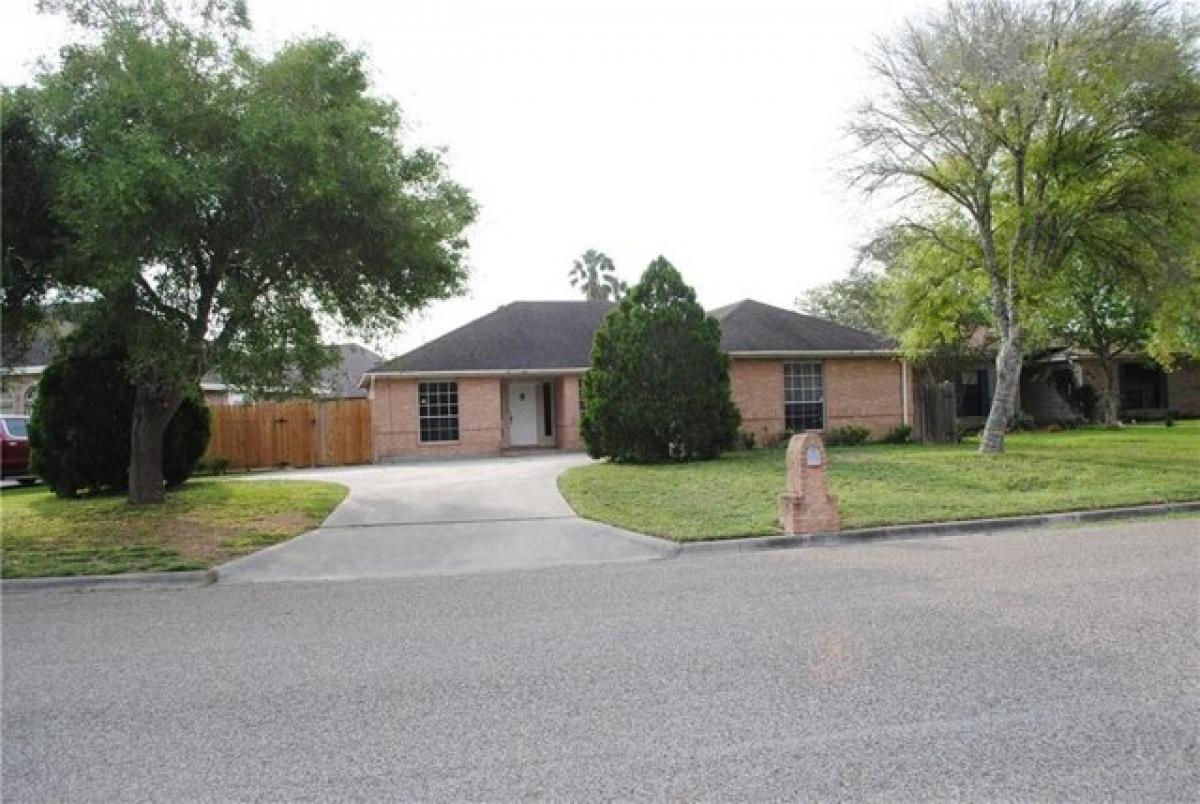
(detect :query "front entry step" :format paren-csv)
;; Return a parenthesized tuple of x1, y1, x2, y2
(500, 446, 564, 458)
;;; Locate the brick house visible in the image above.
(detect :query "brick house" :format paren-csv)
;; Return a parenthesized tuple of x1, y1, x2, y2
(362, 299, 917, 461)
(939, 349, 1200, 428)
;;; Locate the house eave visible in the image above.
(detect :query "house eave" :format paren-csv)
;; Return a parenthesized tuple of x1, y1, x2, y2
(726, 349, 900, 359)
(0, 365, 47, 376)
(360, 366, 590, 387)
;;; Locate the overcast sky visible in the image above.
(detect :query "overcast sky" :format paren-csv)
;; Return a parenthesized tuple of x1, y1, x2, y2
(2, 0, 940, 357)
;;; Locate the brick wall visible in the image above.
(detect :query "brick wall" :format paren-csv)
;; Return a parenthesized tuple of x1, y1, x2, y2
(555, 374, 584, 450)
(1078, 357, 1200, 418)
(729, 359, 786, 443)
(369, 360, 921, 461)
(729, 357, 911, 442)
(824, 358, 911, 436)
(1168, 359, 1200, 416)
(371, 376, 503, 460)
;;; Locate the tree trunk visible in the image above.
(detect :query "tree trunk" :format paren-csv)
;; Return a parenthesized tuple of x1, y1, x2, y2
(1097, 356, 1119, 425)
(979, 330, 1023, 454)
(128, 383, 184, 504)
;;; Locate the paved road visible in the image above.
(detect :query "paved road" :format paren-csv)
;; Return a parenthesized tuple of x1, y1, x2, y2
(4, 517, 1198, 801)
(218, 454, 671, 583)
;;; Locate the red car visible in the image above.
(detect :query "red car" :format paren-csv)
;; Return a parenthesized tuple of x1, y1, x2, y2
(1, 416, 36, 484)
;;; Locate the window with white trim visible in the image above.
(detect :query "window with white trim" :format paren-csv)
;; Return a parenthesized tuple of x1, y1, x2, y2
(784, 362, 824, 431)
(418, 381, 459, 442)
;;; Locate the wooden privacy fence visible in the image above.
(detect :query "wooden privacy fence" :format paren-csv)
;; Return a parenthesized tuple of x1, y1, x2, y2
(205, 399, 372, 470)
(914, 381, 958, 444)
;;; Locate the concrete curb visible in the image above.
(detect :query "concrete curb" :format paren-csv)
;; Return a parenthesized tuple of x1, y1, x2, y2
(677, 500, 1200, 556)
(1, 569, 216, 593)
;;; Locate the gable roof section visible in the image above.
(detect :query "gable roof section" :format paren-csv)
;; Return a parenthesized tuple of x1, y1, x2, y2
(369, 301, 616, 374)
(367, 298, 895, 378)
(709, 299, 893, 353)
(320, 343, 384, 398)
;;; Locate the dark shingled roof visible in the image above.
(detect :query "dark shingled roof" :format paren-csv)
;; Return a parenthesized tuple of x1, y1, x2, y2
(371, 301, 617, 373)
(368, 298, 893, 375)
(709, 299, 893, 353)
(1, 332, 58, 369)
(320, 343, 384, 398)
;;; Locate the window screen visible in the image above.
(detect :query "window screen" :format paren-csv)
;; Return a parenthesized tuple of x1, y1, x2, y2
(784, 362, 824, 431)
(418, 381, 459, 442)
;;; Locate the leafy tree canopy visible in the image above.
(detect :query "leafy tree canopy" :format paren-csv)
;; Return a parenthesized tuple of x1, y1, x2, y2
(569, 249, 627, 301)
(20, 0, 477, 501)
(850, 0, 1200, 452)
(796, 263, 889, 336)
(1, 87, 66, 363)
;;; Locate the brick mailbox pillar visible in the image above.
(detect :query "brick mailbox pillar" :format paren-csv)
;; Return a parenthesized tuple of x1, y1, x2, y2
(779, 433, 840, 536)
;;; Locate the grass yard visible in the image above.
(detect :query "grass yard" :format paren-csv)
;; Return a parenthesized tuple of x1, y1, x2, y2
(558, 422, 1200, 541)
(1, 479, 347, 578)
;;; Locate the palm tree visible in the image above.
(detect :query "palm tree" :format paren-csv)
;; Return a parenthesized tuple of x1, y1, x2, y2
(569, 249, 626, 301)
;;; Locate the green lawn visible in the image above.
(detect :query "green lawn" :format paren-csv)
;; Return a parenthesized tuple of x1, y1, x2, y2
(1, 479, 347, 578)
(558, 422, 1200, 541)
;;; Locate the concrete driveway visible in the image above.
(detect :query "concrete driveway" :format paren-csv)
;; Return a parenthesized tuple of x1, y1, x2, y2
(216, 453, 672, 583)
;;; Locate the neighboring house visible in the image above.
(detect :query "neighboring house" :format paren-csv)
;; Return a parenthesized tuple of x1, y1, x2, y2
(1020, 349, 1200, 424)
(0, 335, 382, 413)
(931, 349, 1200, 429)
(360, 299, 917, 461)
(312, 343, 384, 399)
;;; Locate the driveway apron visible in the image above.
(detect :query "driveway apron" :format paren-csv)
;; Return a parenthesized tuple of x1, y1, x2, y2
(216, 453, 671, 583)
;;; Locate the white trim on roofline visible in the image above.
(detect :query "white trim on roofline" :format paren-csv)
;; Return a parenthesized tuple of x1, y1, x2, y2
(0, 365, 48, 376)
(360, 366, 589, 386)
(726, 349, 901, 358)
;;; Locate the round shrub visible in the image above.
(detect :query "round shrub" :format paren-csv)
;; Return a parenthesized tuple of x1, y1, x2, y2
(163, 397, 211, 487)
(29, 334, 210, 497)
(580, 256, 740, 462)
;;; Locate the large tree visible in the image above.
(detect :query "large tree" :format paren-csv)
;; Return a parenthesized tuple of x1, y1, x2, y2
(795, 263, 889, 335)
(569, 249, 627, 301)
(1, 87, 66, 363)
(851, 0, 1199, 452)
(1040, 253, 1154, 424)
(26, 0, 477, 502)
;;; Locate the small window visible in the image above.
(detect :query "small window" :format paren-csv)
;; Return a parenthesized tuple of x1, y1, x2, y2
(957, 369, 990, 417)
(24, 384, 37, 412)
(418, 381, 459, 442)
(784, 362, 824, 431)
(542, 383, 553, 437)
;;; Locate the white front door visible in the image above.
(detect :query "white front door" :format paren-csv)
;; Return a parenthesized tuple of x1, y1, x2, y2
(507, 382, 538, 446)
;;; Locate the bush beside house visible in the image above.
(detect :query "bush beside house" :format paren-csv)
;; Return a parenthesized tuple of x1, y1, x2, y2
(581, 257, 740, 462)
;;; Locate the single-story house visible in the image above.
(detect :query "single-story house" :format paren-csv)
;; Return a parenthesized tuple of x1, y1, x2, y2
(361, 299, 917, 461)
(1019, 349, 1200, 425)
(946, 346, 1200, 428)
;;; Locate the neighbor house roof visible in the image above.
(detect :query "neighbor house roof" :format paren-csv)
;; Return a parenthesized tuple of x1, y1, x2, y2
(364, 298, 895, 380)
(0, 332, 58, 372)
(2, 329, 380, 399)
(708, 299, 893, 354)
(368, 301, 616, 376)
(319, 343, 384, 398)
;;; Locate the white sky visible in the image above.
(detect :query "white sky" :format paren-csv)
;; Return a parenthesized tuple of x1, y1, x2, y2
(1, 0, 939, 358)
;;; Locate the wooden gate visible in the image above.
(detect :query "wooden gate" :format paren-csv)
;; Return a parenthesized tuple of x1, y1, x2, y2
(914, 381, 958, 444)
(205, 399, 372, 470)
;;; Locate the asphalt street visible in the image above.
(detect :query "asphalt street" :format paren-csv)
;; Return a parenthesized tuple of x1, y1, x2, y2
(3, 517, 1198, 801)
